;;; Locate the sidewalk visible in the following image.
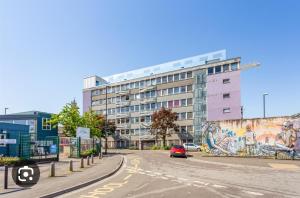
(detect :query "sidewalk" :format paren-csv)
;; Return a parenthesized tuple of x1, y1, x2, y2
(190, 152, 300, 168)
(0, 154, 123, 198)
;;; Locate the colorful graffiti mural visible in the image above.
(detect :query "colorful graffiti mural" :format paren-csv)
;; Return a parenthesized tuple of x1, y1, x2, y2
(201, 116, 300, 159)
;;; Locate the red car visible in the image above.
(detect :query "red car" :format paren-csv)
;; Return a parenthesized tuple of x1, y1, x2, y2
(170, 145, 187, 158)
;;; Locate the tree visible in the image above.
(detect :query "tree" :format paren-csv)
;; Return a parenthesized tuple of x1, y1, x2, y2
(97, 115, 116, 154)
(82, 108, 104, 138)
(50, 100, 82, 137)
(150, 107, 179, 147)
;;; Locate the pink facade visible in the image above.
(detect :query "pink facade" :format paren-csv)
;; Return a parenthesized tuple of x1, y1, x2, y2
(83, 90, 91, 113)
(207, 70, 241, 121)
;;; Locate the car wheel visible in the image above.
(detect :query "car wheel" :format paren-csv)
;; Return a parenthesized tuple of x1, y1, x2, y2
(170, 155, 173, 158)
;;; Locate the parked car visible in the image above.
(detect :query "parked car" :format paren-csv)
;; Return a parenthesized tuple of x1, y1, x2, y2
(183, 143, 201, 151)
(170, 145, 187, 158)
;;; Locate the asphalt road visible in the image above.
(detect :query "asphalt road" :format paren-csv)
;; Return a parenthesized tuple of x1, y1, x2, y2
(60, 150, 300, 198)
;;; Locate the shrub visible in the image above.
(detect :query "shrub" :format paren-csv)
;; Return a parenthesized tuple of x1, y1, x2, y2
(163, 145, 171, 150)
(0, 157, 21, 166)
(80, 149, 97, 158)
(150, 145, 160, 150)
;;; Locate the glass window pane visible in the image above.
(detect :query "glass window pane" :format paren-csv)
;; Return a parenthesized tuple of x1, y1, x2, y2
(174, 74, 179, 81)
(168, 75, 173, 82)
(208, 67, 214, 75)
(215, 66, 221, 73)
(187, 71, 193, 78)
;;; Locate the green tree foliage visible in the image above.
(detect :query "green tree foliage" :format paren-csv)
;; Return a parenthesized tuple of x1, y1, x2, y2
(50, 100, 82, 137)
(82, 108, 104, 138)
(150, 107, 179, 147)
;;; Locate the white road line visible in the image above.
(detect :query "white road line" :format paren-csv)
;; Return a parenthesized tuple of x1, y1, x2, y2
(193, 184, 205, 188)
(212, 184, 227, 188)
(123, 174, 132, 180)
(165, 174, 175, 178)
(177, 177, 188, 181)
(160, 176, 169, 180)
(194, 181, 209, 186)
(243, 190, 264, 196)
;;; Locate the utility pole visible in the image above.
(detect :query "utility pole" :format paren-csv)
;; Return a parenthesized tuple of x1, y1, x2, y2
(105, 85, 108, 154)
(263, 93, 268, 118)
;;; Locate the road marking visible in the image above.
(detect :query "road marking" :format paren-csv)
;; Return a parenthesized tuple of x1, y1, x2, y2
(243, 190, 264, 196)
(194, 181, 209, 185)
(123, 174, 132, 180)
(193, 184, 205, 188)
(160, 176, 169, 180)
(165, 174, 175, 178)
(177, 177, 188, 181)
(212, 184, 227, 188)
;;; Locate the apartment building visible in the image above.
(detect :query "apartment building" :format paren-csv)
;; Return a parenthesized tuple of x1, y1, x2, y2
(83, 50, 243, 148)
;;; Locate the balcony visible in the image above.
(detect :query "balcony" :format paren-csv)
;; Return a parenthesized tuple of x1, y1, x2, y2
(116, 123, 131, 129)
(116, 112, 130, 118)
(116, 90, 130, 95)
(139, 110, 153, 116)
(140, 85, 156, 92)
(140, 122, 151, 128)
(116, 101, 130, 106)
(140, 97, 157, 103)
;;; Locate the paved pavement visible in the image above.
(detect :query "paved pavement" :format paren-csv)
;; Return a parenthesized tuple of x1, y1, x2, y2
(59, 150, 300, 198)
(0, 154, 123, 198)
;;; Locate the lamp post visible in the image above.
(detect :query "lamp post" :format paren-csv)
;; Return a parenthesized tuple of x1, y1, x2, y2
(104, 85, 108, 154)
(263, 93, 268, 118)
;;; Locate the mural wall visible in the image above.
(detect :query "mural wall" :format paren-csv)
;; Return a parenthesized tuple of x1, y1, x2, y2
(201, 116, 300, 158)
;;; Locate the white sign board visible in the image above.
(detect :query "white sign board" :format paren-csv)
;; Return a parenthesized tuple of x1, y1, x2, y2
(76, 127, 90, 139)
(0, 139, 17, 144)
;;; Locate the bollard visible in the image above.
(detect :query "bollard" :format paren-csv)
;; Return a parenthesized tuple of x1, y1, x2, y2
(69, 160, 73, 172)
(49, 162, 55, 177)
(80, 158, 84, 168)
(4, 165, 8, 189)
(87, 156, 90, 166)
(91, 154, 94, 164)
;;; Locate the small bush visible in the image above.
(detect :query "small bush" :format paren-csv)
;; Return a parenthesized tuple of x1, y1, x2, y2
(150, 145, 160, 150)
(0, 157, 21, 166)
(163, 145, 171, 150)
(80, 149, 97, 158)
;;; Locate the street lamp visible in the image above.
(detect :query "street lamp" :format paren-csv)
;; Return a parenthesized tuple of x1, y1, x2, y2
(263, 93, 268, 118)
(104, 85, 109, 155)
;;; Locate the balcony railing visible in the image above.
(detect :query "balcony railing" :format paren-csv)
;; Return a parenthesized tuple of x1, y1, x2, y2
(140, 85, 156, 92)
(116, 123, 131, 129)
(116, 112, 130, 118)
(139, 110, 153, 115)
(140, 97, 157, 103)
(116, 101, 130, 106)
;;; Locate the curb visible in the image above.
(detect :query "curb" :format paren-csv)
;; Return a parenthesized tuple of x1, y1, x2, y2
(40, 155, 124, 198)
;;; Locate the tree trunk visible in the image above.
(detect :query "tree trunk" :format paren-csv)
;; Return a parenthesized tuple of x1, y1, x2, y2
(105, 137, 108, 154)
(162, 135, 166, 148)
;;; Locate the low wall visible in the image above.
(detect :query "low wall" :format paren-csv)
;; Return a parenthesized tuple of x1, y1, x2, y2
(202, 116, 300, 158)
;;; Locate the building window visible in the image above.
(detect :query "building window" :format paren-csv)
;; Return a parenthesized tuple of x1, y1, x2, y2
(140, 80, 145, 88)
(215, 66, 221, 73)
(181, 86, 186, 93)
(162, 101, 167, 108)
(168, 75, 173, 82)
(168, 88, 173, 95)
(187, 112, 193, 119)
(174, 100, 180, 107)
(231, 63, 238, 71)
(223, 108, 231, 113)
(187, 125, 193, 133)
(187, 98, 193, 105)
(174, 87, 180, 94)
(223, 93, 230, 99)
(162, 76, 167, 83)
(187, 71, 193, 78)
(0, 134, 6, 147)
(162, 89, 167, 95)
(187, 85, 193, 92)
(223, 64, 229, 72)
(42, 118, 51, 130)
(223, 78, 230, 84)
(156, 77, 161, 84)
(180, 72, 186, 80)
(208, 67, 214, 75)
(168, 101, 173, 108)
(181, 99, 187, 107)
(174, 74, 180, 81)
(180, 112, 187, 120)
(151, 79, 156, 85)
(135, 81, 140, 88)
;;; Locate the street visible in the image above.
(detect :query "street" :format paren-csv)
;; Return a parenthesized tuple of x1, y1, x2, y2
(60, 150, 300, 198)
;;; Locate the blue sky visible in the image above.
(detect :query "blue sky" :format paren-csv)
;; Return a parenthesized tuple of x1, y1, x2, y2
(0, 0, 299, 118)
